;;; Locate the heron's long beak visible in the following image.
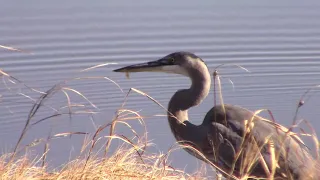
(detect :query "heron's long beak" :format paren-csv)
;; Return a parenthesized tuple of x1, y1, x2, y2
(113, 58, 173, 73)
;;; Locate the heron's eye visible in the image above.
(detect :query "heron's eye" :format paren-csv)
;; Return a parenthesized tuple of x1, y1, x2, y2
(169, 58, 175, 64)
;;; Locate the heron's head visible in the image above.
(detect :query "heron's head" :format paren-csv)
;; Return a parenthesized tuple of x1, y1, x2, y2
(113, 51, 208, 78)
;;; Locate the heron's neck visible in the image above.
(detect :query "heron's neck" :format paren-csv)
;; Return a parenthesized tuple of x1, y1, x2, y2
(167, 68, 211, 140)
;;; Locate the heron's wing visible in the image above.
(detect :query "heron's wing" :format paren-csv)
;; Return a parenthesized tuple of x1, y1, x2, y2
(259, 117, 307, 147)
(206, 122, 241, 167)
(206, 121, 272, 177)
(226, 104, 307, 148)
(203, 105, 314, 178)
(215, 104, 308, 150)
(208, 118, 315, 179)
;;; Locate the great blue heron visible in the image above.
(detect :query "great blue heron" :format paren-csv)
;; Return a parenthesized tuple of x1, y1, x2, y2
(114, 52, 318, 179)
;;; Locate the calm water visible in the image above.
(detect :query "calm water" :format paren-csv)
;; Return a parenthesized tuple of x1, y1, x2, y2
(1, 0, 320, 174)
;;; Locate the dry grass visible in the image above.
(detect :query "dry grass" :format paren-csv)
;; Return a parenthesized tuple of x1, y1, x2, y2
(0, 142, 201, 180)
(0, 46, 319, 179)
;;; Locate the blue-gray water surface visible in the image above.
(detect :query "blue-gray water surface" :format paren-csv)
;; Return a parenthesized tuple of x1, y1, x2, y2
(1, 0, 320, 175)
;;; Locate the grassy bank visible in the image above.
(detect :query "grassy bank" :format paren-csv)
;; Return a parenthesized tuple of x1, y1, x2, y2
(0, 143, 204, 180)
(1, 45, 319, 180)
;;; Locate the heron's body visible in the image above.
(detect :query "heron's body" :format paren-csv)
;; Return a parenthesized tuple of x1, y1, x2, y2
(114, 52, 318, 179)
